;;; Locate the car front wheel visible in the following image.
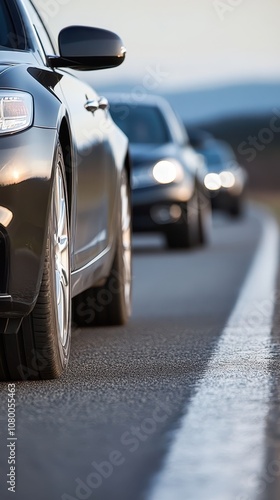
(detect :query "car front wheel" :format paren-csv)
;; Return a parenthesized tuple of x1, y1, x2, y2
(165, 194, 200, 250)
(0, 145, 71, 381)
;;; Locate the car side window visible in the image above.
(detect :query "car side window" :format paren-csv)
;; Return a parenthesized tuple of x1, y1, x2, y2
(22, 0, 56, 58)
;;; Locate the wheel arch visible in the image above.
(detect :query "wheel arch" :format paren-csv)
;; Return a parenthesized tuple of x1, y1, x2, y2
(58, 117, 73, 213)
(124, 149, 132, 185)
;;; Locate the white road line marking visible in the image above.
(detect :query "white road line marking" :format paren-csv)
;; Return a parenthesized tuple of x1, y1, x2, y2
(148, 209, 279, 500)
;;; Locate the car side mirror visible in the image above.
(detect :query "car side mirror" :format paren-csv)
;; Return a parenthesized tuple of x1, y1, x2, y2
(48, 26, 126, 71)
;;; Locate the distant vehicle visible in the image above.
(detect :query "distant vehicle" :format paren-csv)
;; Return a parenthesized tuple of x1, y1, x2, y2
(197, 139, 247, 217)
(186, 127, 214, 149)
(0, 0, 131, 381)
(109, 94, 211, 249)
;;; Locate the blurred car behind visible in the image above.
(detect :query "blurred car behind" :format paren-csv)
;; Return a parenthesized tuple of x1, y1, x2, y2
(196, 138, 247, 217)
(109, 94, 212, 249)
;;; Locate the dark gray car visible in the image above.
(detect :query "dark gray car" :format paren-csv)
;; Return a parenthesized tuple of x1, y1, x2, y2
(109, 94, 212, 249)
(0, 0, 132, 381)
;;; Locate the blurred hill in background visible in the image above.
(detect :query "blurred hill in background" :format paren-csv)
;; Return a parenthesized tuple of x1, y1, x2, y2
(96, 80, 280, 192)
(166, 83, 280, 192)
(196, 113, 280, 192)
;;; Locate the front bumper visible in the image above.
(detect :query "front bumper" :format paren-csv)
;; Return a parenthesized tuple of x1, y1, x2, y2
(132, 182, 193, 232)
(209, 189, 241, 211)
(0, 126, 58, 317)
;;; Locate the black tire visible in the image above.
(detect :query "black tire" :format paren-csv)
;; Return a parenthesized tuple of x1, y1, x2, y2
(229, 196, 243, 218)
(165, 222, 192, 249)
(0, 145, 71, 381)
(73, 169, 132, 327)
(165, 194, 200, 250)
(198, 188, 212, 245)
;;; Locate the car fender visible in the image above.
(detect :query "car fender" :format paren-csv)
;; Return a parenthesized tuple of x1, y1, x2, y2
(0, 126, 61, 317)
(0, 63, 65, 129)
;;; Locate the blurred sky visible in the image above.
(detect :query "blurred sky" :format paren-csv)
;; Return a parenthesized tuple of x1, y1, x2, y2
(33, 0, 280, 91)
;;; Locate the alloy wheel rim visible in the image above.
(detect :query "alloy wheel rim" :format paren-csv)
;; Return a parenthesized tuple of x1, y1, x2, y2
(121, 174, 132, 313)
(53, 162, 70, 347)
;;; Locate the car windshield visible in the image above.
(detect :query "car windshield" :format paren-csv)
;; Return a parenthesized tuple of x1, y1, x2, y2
(201, 150, 224, 166)
(0, 0, 27, 50)
(199, 146, 235, 171)
(110, 104, 171, 145)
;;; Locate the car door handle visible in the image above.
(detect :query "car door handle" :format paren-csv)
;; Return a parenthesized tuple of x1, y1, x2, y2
(98, 96, 109, 110)
(84, 100, 99, 113)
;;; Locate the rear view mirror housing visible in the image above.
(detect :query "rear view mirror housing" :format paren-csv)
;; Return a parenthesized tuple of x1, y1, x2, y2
(48, 26, 126, 71)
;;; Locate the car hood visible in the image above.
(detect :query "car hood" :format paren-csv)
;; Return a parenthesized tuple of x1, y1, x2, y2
(129, 143, 180, 167)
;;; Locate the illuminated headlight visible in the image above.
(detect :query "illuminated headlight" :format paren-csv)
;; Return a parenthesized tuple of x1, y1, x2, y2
(0, 91, 33, 135)
(152, 160, 183, 185)
(219, 170, 235, 188)
(204, 173, 221, 191)
(204, 171, 236, 191)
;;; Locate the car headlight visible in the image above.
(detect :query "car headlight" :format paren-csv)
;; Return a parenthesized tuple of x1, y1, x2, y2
(0, 91, 33, 135)
(219, 170, 235, 188)
(204, 173, 222, 191)
(204, 171, 236, 191)
(132, 159, 184, 189)
(152, 160, 183, 185)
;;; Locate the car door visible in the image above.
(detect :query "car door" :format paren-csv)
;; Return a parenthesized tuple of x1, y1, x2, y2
(22, 0, 118, 270)
(58, 75, 115, 269)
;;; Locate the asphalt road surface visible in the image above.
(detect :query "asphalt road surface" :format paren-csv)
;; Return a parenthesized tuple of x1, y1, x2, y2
(0, 205, 280, 500)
